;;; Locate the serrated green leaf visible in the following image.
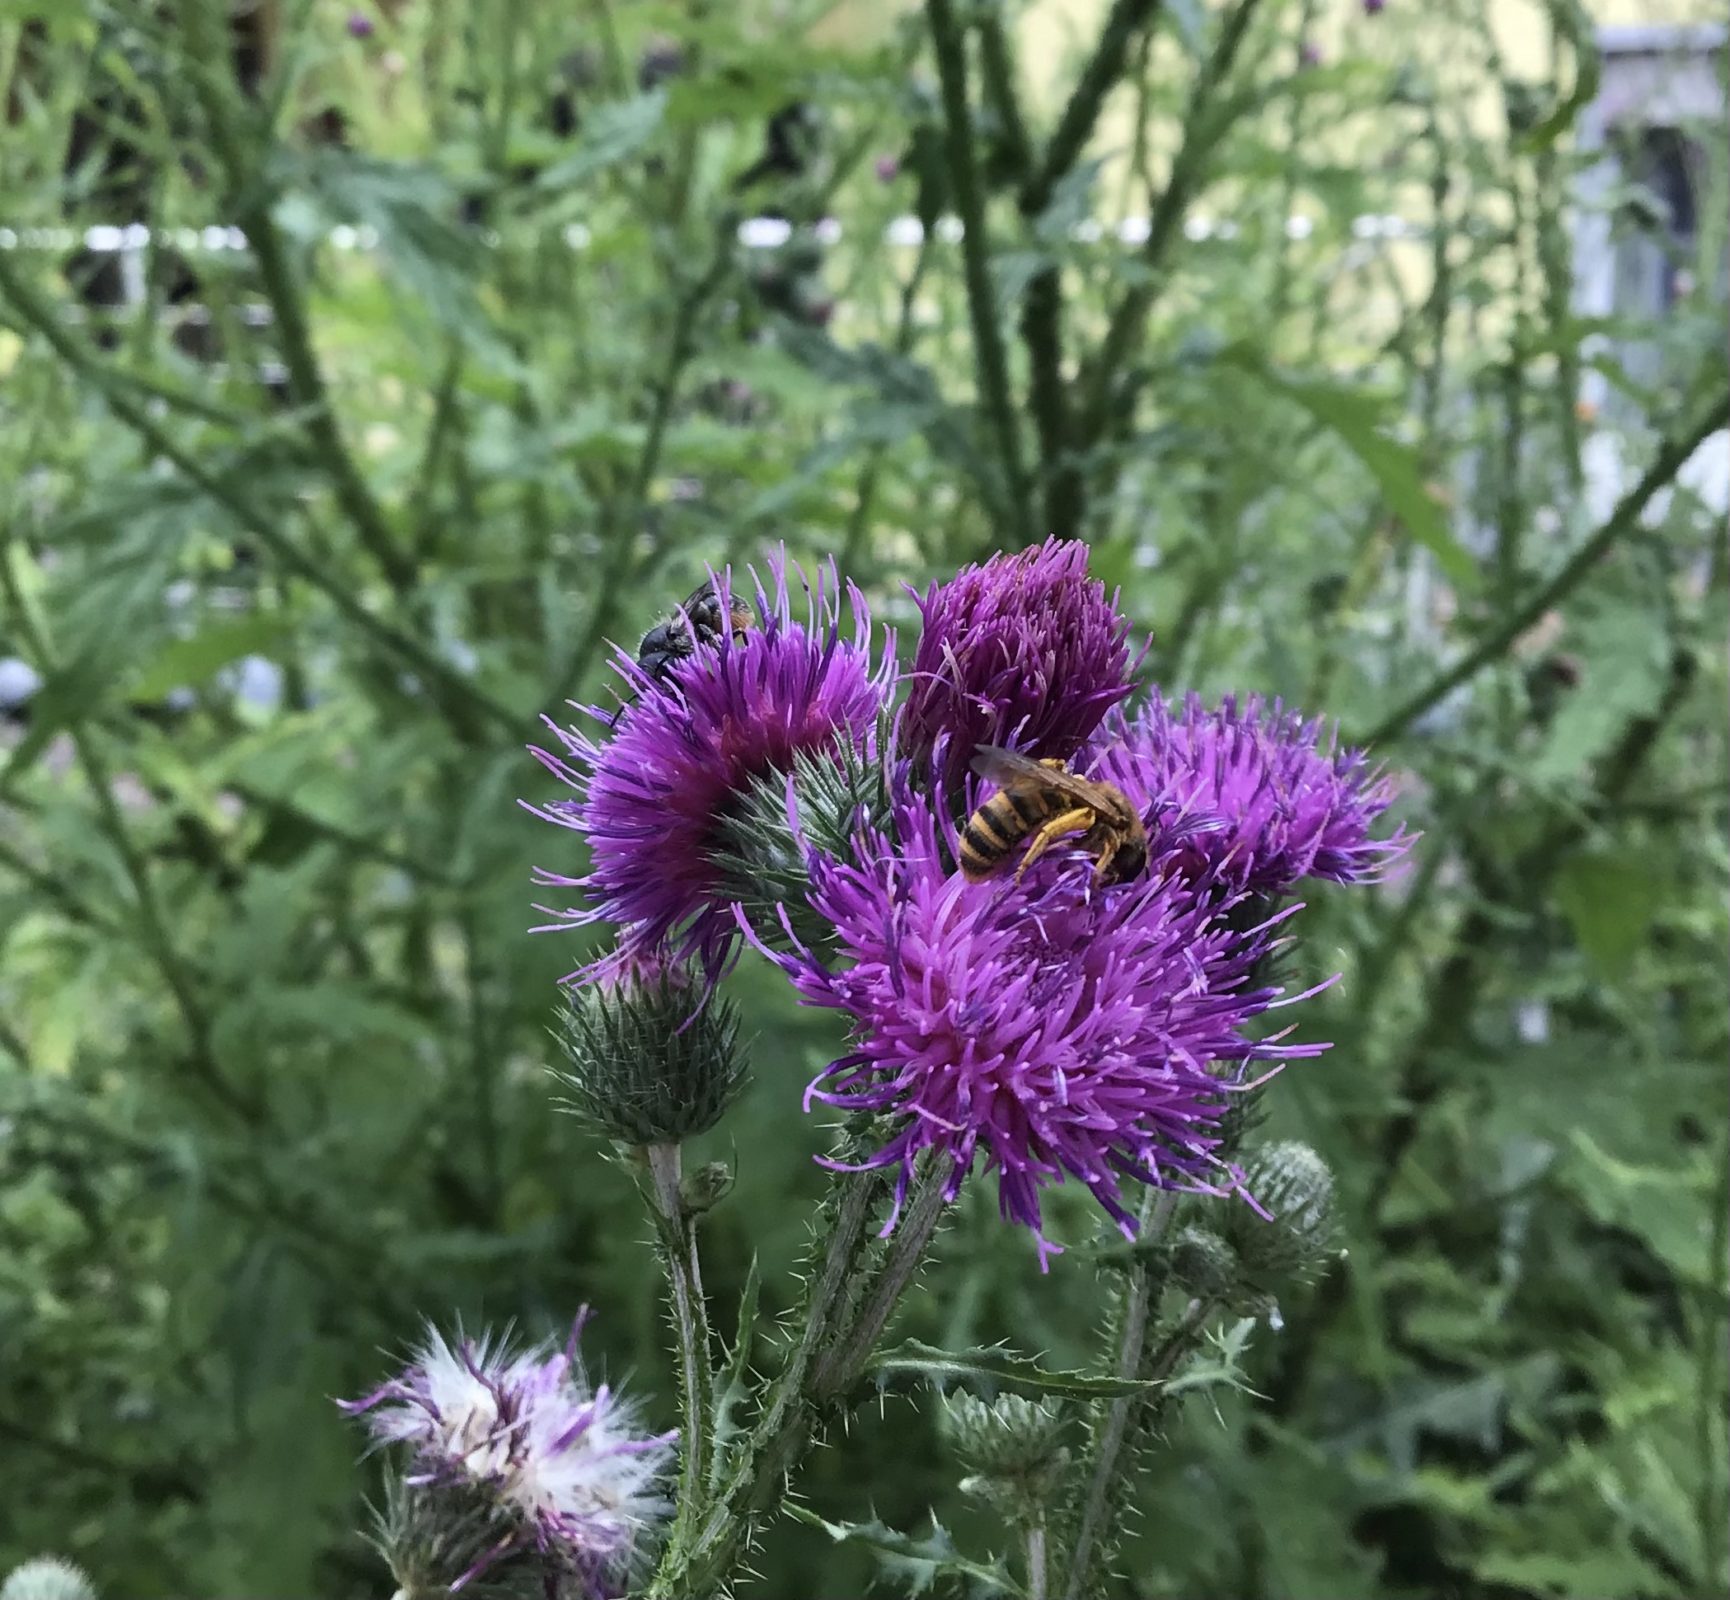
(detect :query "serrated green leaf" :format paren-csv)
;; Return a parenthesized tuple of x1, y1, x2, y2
(533, 91, 667, 192)
(784, 1505, 1018, 1597)
(1554, 851, 1666, 975)
(867, 1339, 1160, 1400)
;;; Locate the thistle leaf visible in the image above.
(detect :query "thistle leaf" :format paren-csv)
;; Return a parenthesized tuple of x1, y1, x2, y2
(783, 1505, 1019, 1597)
(867, 1339, 1161, 1401)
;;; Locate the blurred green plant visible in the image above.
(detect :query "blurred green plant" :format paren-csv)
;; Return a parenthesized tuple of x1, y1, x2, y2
(0, 0, 1724, 1596)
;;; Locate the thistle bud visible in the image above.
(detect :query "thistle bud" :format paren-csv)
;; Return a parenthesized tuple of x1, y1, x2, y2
(943, 1393, 1068, 1483)
(1224, 1141, 1336, 1285)
(552, 964, 747, 1147)
(1, 1561, 97, 1600)
(1170, 1226, 1241, 1301)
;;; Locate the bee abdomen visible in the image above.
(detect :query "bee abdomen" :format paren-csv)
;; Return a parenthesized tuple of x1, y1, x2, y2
(959, 794, 1041, 879)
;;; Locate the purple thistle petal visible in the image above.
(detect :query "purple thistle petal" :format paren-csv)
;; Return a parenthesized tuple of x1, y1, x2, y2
(339, 1318, 676, 1596)
(1089, 693, 1410, 898)
(899, 538, 1140, 801)
(525, 553, 895, 984)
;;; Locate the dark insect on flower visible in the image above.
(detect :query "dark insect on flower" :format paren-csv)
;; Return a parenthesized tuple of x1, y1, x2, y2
(960, 745, 1148, 887)
(629, 579, 755, 699)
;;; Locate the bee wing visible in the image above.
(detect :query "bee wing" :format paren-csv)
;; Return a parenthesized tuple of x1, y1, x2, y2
(969, 744, 1106, 805)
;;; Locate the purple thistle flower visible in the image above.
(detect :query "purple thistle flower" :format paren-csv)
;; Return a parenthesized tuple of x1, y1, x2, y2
(899, 539, 1138, 802)
(1298, 39, 1324, 67)
(1363, 0, 1386, 13)
(346, 9, 374, 38)
(742, 791, 1327, 1267)
(874, 153, 901, 183)
(527, 558, 894, 985)
(1089, 694, 1407, 898)
(340, 1314, 675, 1595)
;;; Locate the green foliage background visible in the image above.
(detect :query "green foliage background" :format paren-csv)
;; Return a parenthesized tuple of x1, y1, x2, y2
(0, 0, 1725, 1595)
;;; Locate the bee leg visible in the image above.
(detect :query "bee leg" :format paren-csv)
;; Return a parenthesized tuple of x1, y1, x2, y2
(1013, 808, 1095, 883)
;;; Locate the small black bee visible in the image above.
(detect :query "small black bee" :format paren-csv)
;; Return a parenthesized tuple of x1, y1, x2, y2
(612, 580, 754, 725)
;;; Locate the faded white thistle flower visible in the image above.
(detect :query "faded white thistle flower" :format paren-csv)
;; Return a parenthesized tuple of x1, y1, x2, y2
(0, 1559, 97, 1600)
(340, 1312, 676, 1597)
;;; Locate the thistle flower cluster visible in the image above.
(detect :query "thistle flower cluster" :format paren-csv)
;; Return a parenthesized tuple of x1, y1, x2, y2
(340, 1318, 675, 1598)
(527, 544, 1404, 1262)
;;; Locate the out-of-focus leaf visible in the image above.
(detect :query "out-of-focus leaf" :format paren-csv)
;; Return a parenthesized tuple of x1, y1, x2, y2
(1219, 348, 1478, 587)
(1531, 598, 1668, 783)
(281, 151, 503, 356)
(131, 615, 288, 700)
(533, 91, 667, 192)
(1553, 850, 1666, 975)
(772, 325, 1003, 510)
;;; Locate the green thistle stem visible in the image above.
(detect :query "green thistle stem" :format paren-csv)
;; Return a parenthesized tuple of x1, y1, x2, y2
(1059, 1188, 1180, 1600)
(646, 1142, 713, 1542)
(651, 1170, 910, 1598)
(813, 1164, 949, 1396)
(1026, 1518, 1050, 1600)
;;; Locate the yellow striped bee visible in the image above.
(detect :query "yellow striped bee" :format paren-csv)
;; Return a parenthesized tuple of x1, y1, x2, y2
(960, 746, 1149, 886)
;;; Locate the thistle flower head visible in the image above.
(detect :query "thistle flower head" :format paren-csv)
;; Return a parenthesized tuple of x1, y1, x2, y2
(1091, 694, 1406, 898)
(899, 539, 1137, 800)
(743, 789, 1327, 1266)
(527, 556, 894, 985)
(340, 1317, 675, 1596)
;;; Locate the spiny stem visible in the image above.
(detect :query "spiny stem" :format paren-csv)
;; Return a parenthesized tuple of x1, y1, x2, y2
(177, 0, 416, 595)
(1025, 1517, 1050, 1600)
(1059, 1188, 1180, 1600)
(1076, 0, 1267, 447)
(650, 1172, 897, 1598)
(646, 1142, 713, 1541)
(814, 1165, 950, 1396)
(1014, 0, 1167, 539)
(1031, 0, 1163, 207)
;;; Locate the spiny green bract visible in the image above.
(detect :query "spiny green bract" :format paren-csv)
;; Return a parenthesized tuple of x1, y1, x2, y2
(713, 735, 894, 948)
(1223, 1141, 1337, 1285)
(552, 970, 748, 1147)
(368, 1476, 543, 1600)
(943, 1392, 1069, 1479)
(1170, 1224, 1242, 1301)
